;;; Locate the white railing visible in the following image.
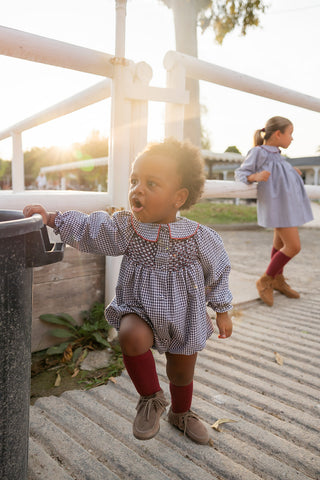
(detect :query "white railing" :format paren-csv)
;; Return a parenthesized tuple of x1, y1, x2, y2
(0, 0, 319, 303)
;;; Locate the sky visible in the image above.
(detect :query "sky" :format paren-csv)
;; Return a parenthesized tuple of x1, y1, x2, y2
(0, 0, 319, 161)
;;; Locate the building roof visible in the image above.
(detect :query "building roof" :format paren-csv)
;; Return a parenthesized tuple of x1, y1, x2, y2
(287, 156, 320, 167)
(201, 150, 244, 163)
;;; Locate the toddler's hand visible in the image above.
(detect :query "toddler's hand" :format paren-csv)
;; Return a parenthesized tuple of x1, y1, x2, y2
(23, 204, 49, 224)
(216, 311, 232, 339)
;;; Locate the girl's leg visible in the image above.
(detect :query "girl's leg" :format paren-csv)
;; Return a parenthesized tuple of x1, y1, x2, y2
(270, 227, 301, 298)
(119, 314, 168, 440)
(257, 227, 301, 305)
(266, 227, 300, 276)
(166, 352, 209, 444)
(119, 314, 159, 396)
(166, 352, 197, 412)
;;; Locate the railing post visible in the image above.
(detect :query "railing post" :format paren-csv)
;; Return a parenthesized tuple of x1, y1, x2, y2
(11, 132, 25, 192)
(105, 0, 130, 305)
(129, 62, 153, 162)
(164, 60, 186, 140)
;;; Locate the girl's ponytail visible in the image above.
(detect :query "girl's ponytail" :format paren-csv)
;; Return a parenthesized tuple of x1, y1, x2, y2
(253, 128, 265, 146)
(253, 117, 292, 146)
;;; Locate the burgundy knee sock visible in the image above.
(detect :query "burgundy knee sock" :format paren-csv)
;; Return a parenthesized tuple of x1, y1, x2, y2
(170, 381, 193, 413)
(123, 350, 161, 397)
(271, 247, 283, 274)
(266, 251, 291, 278)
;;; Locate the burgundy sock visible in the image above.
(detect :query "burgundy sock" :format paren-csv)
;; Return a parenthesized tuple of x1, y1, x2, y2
(266, 251, 291, 278)
(271, 246, 278, 258)
(271, 247, 283, 274)
(170, 381, 193, 413)
(122, 350, 161, 397)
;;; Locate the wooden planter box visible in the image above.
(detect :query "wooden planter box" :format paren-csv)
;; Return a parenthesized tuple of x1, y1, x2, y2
(31, 246, 105, 352)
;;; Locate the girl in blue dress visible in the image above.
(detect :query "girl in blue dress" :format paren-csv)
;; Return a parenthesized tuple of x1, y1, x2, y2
(24, 138, 233, 445)
(235, 116, 313, 306)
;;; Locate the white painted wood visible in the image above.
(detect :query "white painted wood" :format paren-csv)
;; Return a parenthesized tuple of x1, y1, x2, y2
(11, 132, 24, 192)
(0, 25, 115, 77)
(165, 63, 186, 140)
(0, 80, 112, 141)
(164, 51, 320, 113)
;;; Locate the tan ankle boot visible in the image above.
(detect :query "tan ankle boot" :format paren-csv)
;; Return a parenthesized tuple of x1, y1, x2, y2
(168, 408, 209, 444)
(273, 274, 300, 298)
(256, 273, 274, 306)
(133, 389, 168, 440)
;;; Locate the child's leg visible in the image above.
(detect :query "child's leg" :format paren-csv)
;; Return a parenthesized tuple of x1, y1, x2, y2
(166, 352, 196, 412)
(270, 227, 301, 298)
(166, 352, 209, 444)
(119, 314, 168, 440)
(266, 227, 301, 276)
(257, 228, 301, 305)
(119, 313, 159, 396)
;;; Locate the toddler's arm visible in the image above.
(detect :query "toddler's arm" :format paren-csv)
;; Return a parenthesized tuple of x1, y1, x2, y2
(23, 204, 56, 226)
(24, 204, 132, 256)
(216, 311, 232, 339)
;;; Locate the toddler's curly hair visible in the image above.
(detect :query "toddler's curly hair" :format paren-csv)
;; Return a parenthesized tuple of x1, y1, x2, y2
(139, 137, 205, 210)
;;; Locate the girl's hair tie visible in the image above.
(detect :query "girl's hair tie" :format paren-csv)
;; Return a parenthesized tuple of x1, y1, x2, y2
(261, 128, 266, 132)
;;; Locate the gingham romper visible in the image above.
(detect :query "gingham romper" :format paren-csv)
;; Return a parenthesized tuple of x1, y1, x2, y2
(55, 210, 232, 355)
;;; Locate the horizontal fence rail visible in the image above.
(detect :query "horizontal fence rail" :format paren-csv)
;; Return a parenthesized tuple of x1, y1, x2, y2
(1, 181, 320, 213)
(0, 80, 112, 140)
(164, 51, 320, 114)
(0, 25, 115, 77)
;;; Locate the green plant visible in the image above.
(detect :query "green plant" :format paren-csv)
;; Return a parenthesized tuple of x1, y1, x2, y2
(40, 302, 111, 363)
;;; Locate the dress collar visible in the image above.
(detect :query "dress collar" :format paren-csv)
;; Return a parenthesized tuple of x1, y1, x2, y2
(130, 214, 199, 242)
(260, 145, 281, 153)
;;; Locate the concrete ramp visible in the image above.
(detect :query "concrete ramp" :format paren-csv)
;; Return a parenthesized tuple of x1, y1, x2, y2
(28, 293, 320, 480)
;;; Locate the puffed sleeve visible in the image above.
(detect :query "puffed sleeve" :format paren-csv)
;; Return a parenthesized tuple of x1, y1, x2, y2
(54, 210, 134, 256)
(196, 225, 233, 313)
(235, 146, 267, 184)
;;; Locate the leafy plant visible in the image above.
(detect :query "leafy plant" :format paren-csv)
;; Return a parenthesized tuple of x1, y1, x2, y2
(40, 302, 112, 363)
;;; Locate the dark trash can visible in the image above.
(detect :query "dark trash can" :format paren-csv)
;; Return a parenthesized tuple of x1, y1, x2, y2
(0, 210, 64, 480)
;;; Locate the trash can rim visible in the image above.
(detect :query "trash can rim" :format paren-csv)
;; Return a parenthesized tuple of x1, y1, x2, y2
(0, 210, 43, 239)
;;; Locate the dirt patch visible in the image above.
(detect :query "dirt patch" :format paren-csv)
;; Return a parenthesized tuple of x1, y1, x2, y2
(31, 346, 124, 405)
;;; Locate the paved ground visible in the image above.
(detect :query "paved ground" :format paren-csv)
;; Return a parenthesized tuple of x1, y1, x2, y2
(27, 220, 320, 480)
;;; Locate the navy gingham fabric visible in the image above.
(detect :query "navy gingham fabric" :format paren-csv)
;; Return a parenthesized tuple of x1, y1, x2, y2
(55, 210, 232, 355)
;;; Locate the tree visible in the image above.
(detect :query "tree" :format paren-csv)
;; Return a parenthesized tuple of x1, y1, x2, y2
(160, 0, 267, 146)
(225, 145, 241, 154)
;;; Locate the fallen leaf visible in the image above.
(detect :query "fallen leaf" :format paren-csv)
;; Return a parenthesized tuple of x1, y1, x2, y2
(71, 368, 79, 378)
(208, 438, 214, 447)
(274, 352, 284, 366)
(54, 372, 61, 387)
(109, 377, 117, 384)
(211, 418, 238, 432)
(62, 344, 73, 363)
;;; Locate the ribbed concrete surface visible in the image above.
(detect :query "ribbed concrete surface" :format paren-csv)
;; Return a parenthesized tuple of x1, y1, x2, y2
(28, 226, 320, 479)
(28, 292, 320, 480)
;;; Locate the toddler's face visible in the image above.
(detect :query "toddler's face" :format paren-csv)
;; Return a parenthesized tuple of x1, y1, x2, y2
(129, 154, 188, 224)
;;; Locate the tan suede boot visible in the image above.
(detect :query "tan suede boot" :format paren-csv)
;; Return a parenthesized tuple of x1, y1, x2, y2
(273, 274, 300, 298)
(256, 273, 274, 306)
(168, 407, 209, 444)
(133, 389, 168, 440)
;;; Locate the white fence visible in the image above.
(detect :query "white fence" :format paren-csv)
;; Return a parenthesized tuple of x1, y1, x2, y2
(1, 0, 320, 300)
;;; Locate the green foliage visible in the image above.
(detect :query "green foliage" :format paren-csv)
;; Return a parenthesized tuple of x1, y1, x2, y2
(199, 0, 267, 44)
(40, 302, 111, 361)
(181, 201, 257, 225)
(225, 145, 241, 154)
